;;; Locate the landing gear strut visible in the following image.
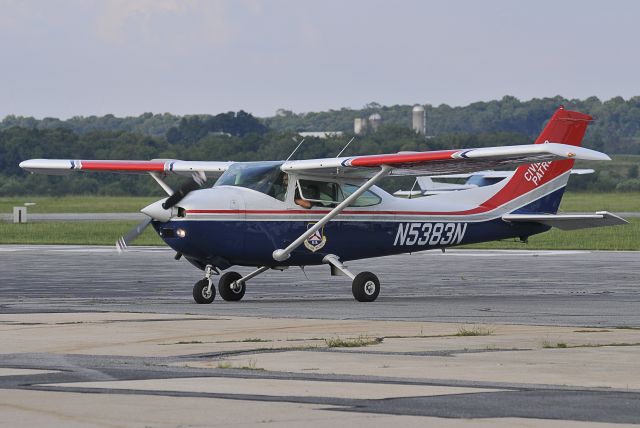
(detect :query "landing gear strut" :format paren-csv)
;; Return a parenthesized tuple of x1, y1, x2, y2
(218, 266, 270, 302)
(323, 254, 381, 302)
(193, 265, 217, 304)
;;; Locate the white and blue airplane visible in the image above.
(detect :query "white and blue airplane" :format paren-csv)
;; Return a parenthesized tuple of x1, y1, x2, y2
(20, 107, 627, 303)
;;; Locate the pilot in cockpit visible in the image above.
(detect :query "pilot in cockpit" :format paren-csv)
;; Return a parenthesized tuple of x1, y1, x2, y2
(273, 173, 312, 209)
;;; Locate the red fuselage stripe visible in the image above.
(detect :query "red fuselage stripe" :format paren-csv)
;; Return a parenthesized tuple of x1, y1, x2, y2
(186, 207, 489, 216)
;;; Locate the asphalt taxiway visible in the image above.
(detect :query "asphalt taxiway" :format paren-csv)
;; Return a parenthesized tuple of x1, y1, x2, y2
(1, 245, 639, 326)
(1, 246, 639, 426)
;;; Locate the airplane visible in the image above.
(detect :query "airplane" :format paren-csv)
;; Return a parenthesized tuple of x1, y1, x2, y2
(20, 107, 627, 303)
(394, 169, 595, 197)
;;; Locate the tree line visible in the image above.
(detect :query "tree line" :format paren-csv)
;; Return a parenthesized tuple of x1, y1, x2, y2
(1, 96, 639, 196)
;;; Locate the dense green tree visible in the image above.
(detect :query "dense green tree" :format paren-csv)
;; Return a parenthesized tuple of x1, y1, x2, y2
(2, 97, 639, 196)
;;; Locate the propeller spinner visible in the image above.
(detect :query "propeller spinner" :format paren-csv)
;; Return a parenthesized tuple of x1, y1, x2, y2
(116, 171, 207, 252)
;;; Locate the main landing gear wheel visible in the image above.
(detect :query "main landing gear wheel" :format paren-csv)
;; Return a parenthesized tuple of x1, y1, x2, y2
(218, 271, 246, 302)
(352, 272, 380, 302)
(193, 279, 215, 304)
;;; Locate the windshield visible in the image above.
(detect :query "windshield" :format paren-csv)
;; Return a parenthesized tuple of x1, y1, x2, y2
(215, 162, 286, 199)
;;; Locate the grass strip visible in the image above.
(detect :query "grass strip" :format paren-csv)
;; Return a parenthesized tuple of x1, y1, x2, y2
(325, 335, 383, 348)
(0, 221, 163, 245)
(460, 219, 639, 251)
(0, 196, 159, 214)
(0, 219, 637, 249)
(455, 325, 495, 336)
(1, 192, 638, 214)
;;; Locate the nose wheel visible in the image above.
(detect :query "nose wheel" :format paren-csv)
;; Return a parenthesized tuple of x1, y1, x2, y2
(193, 264, 217, 304)
(193, 279, 215, 304)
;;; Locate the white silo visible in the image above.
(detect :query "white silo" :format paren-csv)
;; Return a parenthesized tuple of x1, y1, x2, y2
(412, 105, 426, 135)
(368, 113, 382, 131)
(354, 118, 367, 135)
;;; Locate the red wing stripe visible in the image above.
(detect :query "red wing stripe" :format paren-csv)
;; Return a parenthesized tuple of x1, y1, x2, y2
(349, 150, 460, 167)
(80, 161, 166, 172)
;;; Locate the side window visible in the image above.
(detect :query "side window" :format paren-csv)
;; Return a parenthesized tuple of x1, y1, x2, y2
(298, 179, 344, 205)
(268, 172, 288, 202)
(342, 184, 382, 207)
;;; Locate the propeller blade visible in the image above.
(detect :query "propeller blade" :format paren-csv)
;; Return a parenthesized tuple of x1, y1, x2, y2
(116, 217, 152, 253)
(162, 171, 207, 210)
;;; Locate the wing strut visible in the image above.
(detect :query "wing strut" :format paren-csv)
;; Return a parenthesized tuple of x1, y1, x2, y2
(272, 166, 391, 262)
(148, 172, 174, 196)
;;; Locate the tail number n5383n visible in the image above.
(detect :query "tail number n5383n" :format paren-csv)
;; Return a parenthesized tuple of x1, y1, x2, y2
(393, 222, 467, 246)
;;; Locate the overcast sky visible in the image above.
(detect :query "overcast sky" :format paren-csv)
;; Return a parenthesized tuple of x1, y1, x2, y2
(1, 0, 639, 119)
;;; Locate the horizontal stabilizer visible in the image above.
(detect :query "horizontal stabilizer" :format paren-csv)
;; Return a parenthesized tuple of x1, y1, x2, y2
(502, 211, 628, 230)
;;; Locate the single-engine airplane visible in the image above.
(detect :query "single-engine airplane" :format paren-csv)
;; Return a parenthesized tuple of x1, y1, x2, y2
(20, 107, 627, 303)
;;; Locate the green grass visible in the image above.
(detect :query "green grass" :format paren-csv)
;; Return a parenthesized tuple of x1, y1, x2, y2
(559, 192, 640, 212)
(1, 191, 638, 214)
(0, 196, 158, 213)
(460, 219, 639, 251)
(455, 325, 495, 337)
(0, 193, 638, 248)
(0, 218, 636, 249)
(0, 221, 163, 245)
(542, 341, 568, 349)
(324, 335, 383, 348)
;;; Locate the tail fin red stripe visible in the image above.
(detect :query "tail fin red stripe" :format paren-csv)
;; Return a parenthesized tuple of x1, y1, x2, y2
(481, 107, 592, 211)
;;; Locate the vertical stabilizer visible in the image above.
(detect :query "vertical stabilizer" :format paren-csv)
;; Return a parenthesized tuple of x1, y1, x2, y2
(483, 107, 592, 214)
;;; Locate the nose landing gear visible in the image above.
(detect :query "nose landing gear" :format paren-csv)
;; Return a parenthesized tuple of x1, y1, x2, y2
(193, 265, 217, 304)
(192, 265, 271, 303)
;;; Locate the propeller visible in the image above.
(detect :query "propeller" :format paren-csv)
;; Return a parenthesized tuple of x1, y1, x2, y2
(116, 217, 152, 253)
(116, 171, 207, 252)
(162, 171, 206, 210)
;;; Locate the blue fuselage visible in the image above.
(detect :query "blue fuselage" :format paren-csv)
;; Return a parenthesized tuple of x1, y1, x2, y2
(153, 217, 548, 269)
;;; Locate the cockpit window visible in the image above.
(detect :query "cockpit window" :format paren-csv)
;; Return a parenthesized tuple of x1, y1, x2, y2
(215, 162, 286, 200)
(298, 179, 344, 205)
(295, 180, 381, 207)
(342, 184, 382, 207)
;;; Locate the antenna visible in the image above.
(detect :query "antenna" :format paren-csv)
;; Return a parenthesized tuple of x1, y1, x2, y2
(286, 138, 305, 161)
(408, 177, 418, 199)
(336, 137, 355, 158)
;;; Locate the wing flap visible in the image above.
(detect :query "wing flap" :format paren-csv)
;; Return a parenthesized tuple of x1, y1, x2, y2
(502, 211, 628, 230)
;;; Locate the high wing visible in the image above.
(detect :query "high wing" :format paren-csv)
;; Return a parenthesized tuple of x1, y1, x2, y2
(19, 159, 233, 178)
(282, 144, 608, 178)
(20, 146, 605, 180)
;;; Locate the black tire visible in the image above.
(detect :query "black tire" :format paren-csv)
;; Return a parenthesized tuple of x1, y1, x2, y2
(352, 272, 380, 302)
(193, 279, 215, 304)
(218, 271, 245, 301)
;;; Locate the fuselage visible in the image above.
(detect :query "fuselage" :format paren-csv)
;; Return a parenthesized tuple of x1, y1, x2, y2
(150, 167, 562, 270)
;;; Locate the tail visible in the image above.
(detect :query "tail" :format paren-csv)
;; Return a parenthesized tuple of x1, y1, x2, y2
(484, 107, 593, 214)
